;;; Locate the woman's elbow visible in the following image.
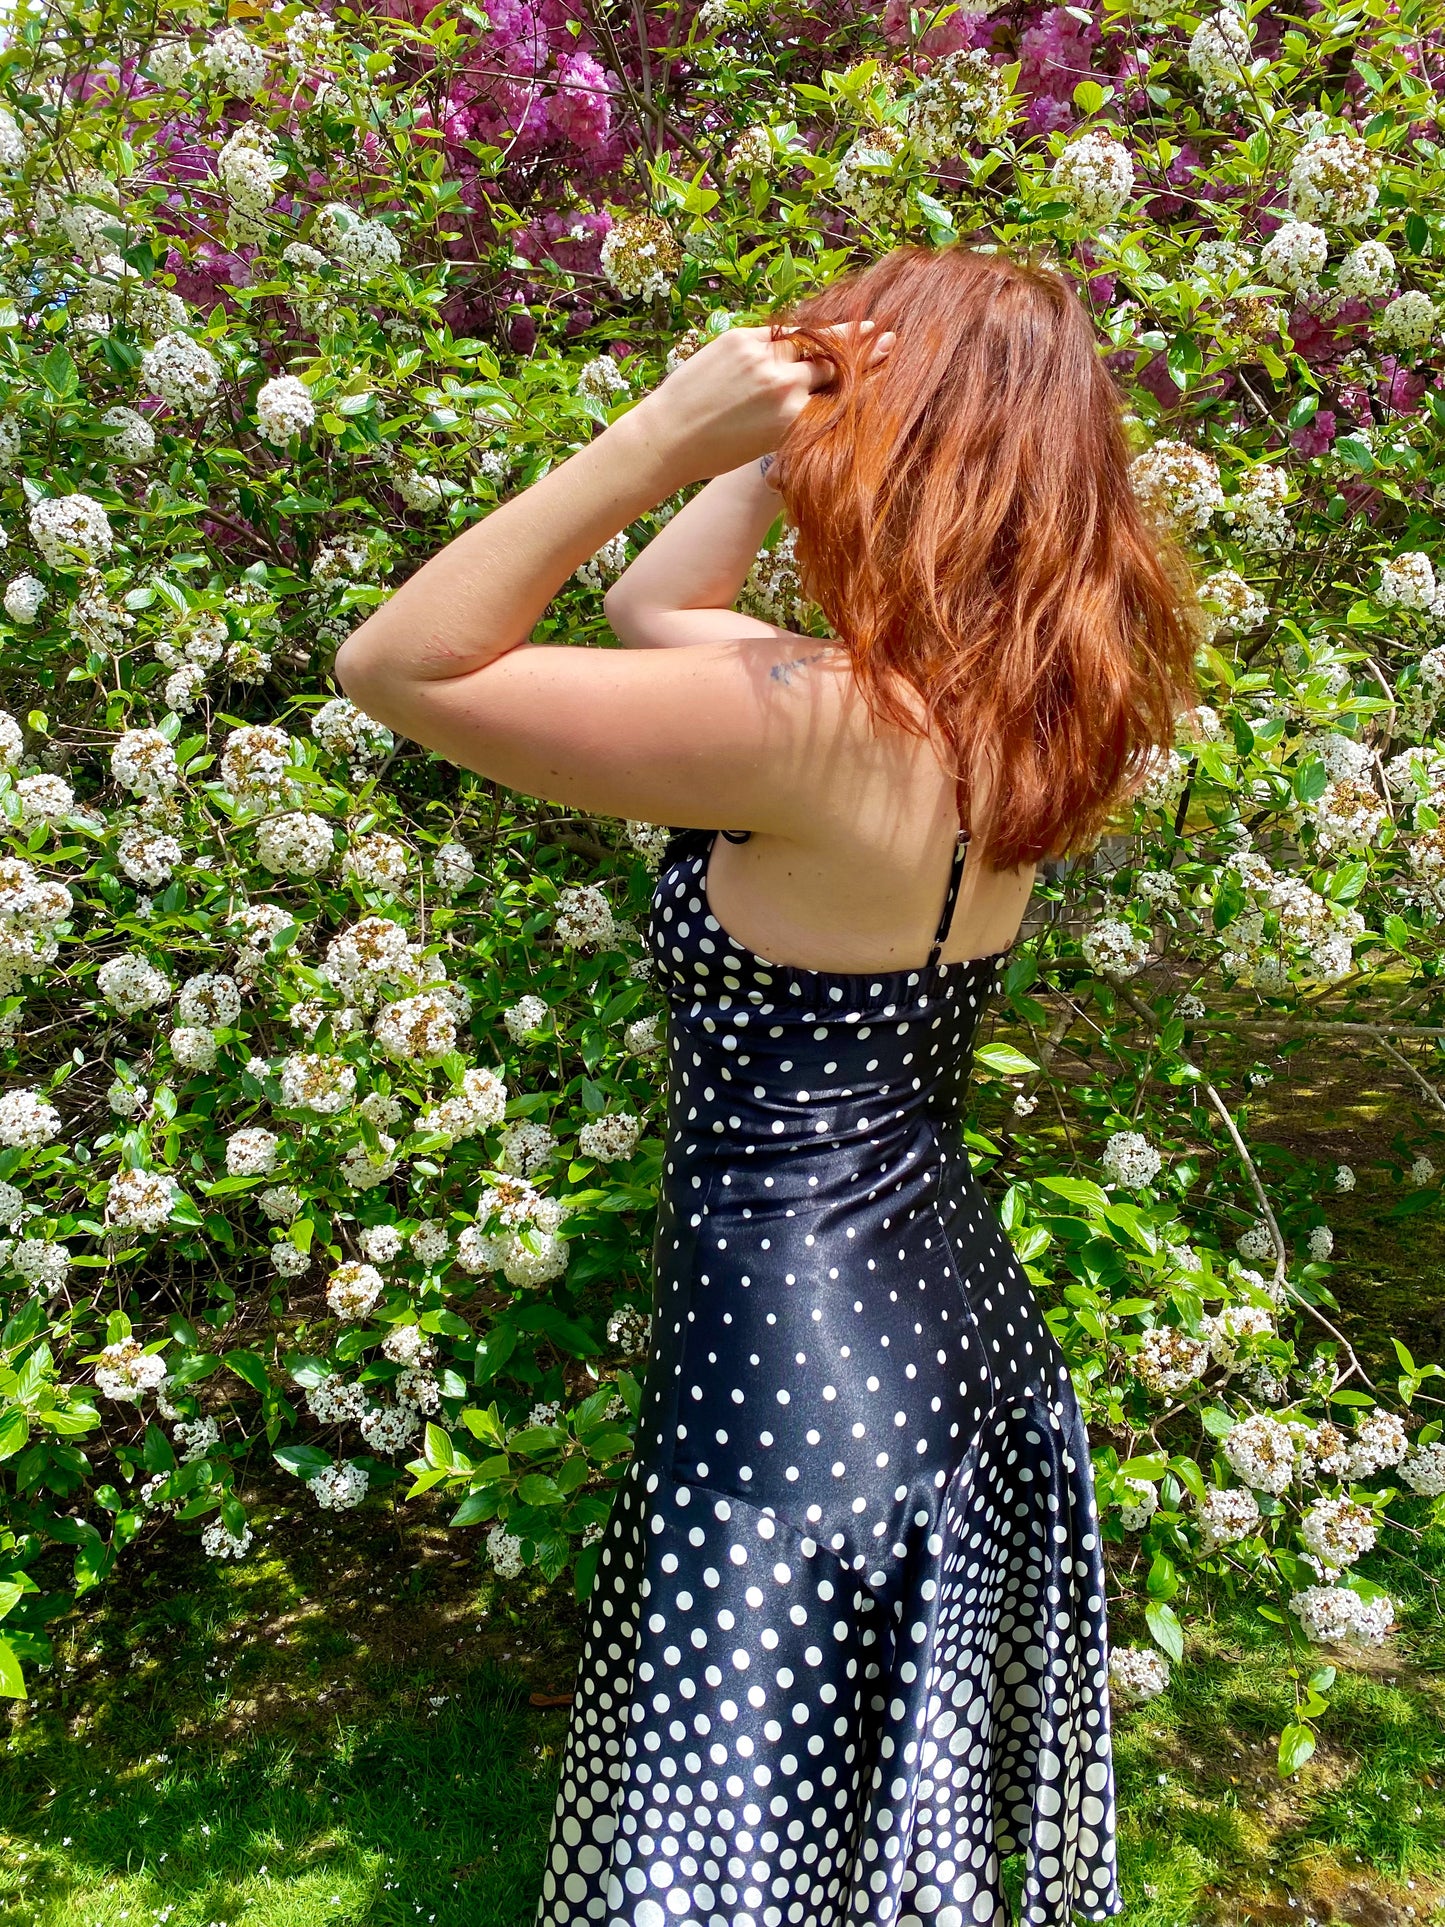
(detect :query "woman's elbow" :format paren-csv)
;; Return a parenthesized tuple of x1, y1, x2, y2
(332, 625, 385, 708)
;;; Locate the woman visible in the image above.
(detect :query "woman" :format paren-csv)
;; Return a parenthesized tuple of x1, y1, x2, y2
(336, 242, 1201, 1927)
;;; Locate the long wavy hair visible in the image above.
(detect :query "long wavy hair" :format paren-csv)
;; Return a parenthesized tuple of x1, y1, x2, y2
(764, 242, 1204, 872)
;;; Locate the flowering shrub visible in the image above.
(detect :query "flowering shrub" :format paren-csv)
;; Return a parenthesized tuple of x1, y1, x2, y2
(0, 0, 1442, 1778)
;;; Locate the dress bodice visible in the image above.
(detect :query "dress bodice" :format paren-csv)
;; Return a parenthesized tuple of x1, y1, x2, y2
(644, 827, 1007, 1154)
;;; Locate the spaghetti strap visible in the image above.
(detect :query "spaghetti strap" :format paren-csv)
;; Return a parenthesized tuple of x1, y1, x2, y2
(926, 828, 970, 968)
(717, 827, 752, 843)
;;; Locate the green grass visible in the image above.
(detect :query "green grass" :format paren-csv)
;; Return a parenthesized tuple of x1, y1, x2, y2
(6, 1495, 1445, 1926)
(9, 996, 1445, 1925)
(2, 1499, 575, 1927)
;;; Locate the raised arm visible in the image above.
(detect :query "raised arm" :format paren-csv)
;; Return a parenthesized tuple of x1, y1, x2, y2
(603, 456, 786, 650)
(331, 322, 891, 834)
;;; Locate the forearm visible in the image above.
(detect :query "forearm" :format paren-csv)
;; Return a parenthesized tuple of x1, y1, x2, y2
(604, 458, 782, 648)
(334, 400, 689, 699)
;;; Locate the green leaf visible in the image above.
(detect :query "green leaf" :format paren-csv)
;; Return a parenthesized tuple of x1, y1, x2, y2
(274, 1443, 331, 1478)
(0, 1407, 28, 1460)
(1037, 1175, 1110, 1214)
(0, 1634, 26, 1699)
(975, 1043, 1040, 1077)
(1145, 1600, 1184, 1663)
(222, 1349, 271, 1394)
(1145, 1551, 1179, 1600)
(424, 1422, 456, 1470)
(1277, 1722, 1316, 1776)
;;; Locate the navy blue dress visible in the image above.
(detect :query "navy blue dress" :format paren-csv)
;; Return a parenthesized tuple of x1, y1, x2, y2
(536, 825, 1122, 1927)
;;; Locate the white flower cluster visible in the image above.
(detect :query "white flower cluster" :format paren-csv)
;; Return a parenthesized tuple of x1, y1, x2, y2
(14, 1237, 70, 1294)
(307, 1461, 370, 1510)
(576, 355, 630, 403)
(1196, 568, 1269, 642)
(4, 574, 45, 624)
(1118, 1479, 1159, 1532)
(487, 1522, 526, 1578)
(1196, 1484, 1260, 1552)
(1225, 464, 1294, 555)
(174, 1414, 221, 1463)
(1222, 1412, 1298, 1493)
(258, 811, 333, 877)
(504, 995, 550, 1042)
(278, 1051, 356, 1114)
(312, 697, 393, 768)
(0, 854, 72, 990)
(374, 988, 463, 1065)
(624, 1013, 663, 1055)
(111, 728, 178, 798)
(204, 26, 267, 97)
(1335, 239, 1396, 301)
(903, 48, 1012, 157)
(1287, 128, 1380, 225)
(1376, 289, 1438, 352)
(96, 1338, 169, 1402)
(578, 1112, 643, 1164)
(831, 125, 909, 221)
(100, 404, 157, 466)
(1107, 1646, 1169, 1705)
(221, 724, 295, 804)
(218, 122, 283, 220)
(1289, 1584, 1394, 1648)
(226, 1126, 279, 1177)
(314, 203, 402, 278)
(1049, 129, 1134, 226)
(344, 831, 410, 892)
(1187, 10, 1253, 105)
(326, 1261, 385, 1321)
(432, 842, 475, 893)
(606, 1305, 652, 1354)
(1199, 1303, 1274, 1368)
(1080, 917, 1151, 980)
(498, 1119, 556, 1177)
(98, 951, 171, 1017)
(106, 1167, 175, 1234)
(29, 493, 112, 568)
(1218, 845, 1364, 988)
(1376, 551, 1437, 612)
(1401, 1439, 1445, 1495)
(1135, 1326, 1210, 1396)
(256, 374, 316, 445)
(0, 1087, 62, 1149)
(1129, 441, 1224, 532)
(1300, 1496, 1377, 1578)
(202, 1520, 252, 1560)
(1259, 220, 1328, 296)
(554, 885, 616, 951)
(1100, 1130, 1161, 1189)
(141, 333, 222, 412)
(458, 1177, 569, 1288)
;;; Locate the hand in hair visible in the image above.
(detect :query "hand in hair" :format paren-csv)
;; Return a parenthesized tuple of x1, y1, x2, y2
(628, 319, 895, 488)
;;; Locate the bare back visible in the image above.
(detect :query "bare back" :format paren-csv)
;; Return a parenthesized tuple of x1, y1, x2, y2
(702, 637, 1037, 975)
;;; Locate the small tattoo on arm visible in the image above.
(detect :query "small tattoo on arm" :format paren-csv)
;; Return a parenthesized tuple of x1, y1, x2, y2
(769, 650, 831, 684)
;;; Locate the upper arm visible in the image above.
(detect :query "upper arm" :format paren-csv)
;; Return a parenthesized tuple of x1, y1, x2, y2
(334, 632, 853, 832)
(600, 599, 792, 652)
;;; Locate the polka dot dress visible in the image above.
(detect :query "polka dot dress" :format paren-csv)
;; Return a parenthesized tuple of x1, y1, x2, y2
(536, 827, 1122, 1927)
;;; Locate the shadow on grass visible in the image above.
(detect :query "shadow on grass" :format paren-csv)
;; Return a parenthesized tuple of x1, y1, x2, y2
(3, 1656, 562, 1927)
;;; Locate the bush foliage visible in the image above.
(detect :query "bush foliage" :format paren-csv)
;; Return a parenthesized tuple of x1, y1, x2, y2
(1, 0, 1444, 1777)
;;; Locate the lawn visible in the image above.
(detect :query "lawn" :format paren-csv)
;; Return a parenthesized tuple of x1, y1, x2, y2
(6, 1014, 1445, 1927)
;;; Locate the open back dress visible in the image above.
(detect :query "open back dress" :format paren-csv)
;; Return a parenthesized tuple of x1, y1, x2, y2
(535, 823, 1122, 1927)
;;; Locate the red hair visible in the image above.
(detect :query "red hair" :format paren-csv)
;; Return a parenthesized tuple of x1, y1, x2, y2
(765, 242, 1203, 872)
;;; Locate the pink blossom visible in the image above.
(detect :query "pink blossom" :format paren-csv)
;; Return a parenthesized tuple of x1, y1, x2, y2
(1290, 408, 1337, 457)
(546, 51, 616, 150)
